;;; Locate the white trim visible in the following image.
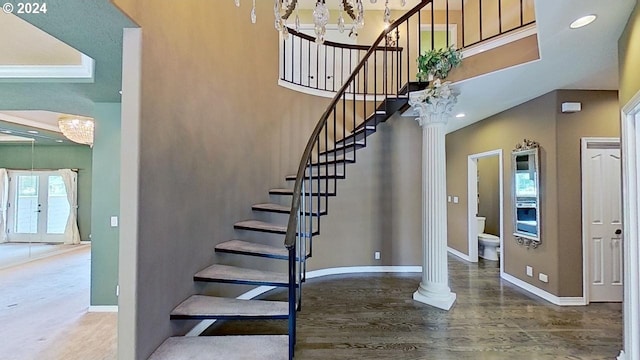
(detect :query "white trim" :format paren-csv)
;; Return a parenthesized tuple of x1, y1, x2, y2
(0, 112, 61, 133)
(461, 23, 537, 58)
(117, 28, 142, 360)
(447, 246, 471, 261)
(88, 305, 118, 313)
(467, 149, 504, 279)
(580, 137, 621, 304)
(0, 54, 94, 82)
(186, 265, 422, 337)
(502, 273, 587, 306)
(621, 89, 640, 360)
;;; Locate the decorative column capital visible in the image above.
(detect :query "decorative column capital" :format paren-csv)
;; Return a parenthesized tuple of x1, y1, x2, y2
(408, 80, 458, 128)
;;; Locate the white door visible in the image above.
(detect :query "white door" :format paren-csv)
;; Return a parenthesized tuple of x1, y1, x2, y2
(583, 139, 623, 302)
(6, 171, 70, 243)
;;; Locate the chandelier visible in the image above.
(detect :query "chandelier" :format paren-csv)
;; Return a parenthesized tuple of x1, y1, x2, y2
(235, 0, 407, 43)
(58, 115, 95, 147)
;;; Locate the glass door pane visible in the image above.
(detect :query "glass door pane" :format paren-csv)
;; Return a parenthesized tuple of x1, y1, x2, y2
(46, 175, 69, 234)
(15, 175, 39, 234)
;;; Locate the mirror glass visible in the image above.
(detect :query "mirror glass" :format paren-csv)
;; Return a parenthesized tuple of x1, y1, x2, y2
(512, 141, 541, 247)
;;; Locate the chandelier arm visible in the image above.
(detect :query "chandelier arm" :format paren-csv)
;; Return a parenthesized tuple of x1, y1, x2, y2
(281, 0, 355, 21)
(342, 0, 357, 20)
(281, 0, 298, 20)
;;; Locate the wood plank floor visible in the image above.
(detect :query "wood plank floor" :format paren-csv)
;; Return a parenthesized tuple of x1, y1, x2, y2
(0, 246, 117, 360)
(204, 257, 623, 359)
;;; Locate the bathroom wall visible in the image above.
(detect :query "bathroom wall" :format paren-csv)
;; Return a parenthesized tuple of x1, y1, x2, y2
(477, 156, 500, 236)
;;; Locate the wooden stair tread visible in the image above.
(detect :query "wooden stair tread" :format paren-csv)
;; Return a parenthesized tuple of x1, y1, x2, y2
(269, 188, 336, 196)
(171, 295, 288, 320)
(318, 140, 366, 156)
(216, 239, 289, 259)
(252, 203, 327, 216)
(149, 335, 288, 360)
(194, 264, 288, 286)
(285, 173, 345, 181)
(252, 203, 291, 213)
(234, 220, 286, 234)
(309, 157, 355, 166)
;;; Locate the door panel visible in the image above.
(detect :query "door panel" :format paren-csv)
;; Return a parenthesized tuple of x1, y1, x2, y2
(584, 142, 623, 302)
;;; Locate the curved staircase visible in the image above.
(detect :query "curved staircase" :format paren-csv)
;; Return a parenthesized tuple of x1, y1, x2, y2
(149, 0, 537, 358)
(148, 2, 430, 359)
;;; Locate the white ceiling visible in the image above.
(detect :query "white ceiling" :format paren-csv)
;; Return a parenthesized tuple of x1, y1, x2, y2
(444, 0, 635, 132)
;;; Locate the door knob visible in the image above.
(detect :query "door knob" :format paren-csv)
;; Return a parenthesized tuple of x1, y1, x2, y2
(615, 229, 622, 235)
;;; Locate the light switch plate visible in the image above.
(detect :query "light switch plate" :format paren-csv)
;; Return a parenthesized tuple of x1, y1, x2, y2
(526, 266, 533, 277)
(453, 196, 459, 204)
(539, 273, 549, 283)
(110, 216, 118, 227)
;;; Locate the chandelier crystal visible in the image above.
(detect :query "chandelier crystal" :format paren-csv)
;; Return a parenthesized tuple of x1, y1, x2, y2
(58, 115, 95, 147)
(237, 0, 407, 44)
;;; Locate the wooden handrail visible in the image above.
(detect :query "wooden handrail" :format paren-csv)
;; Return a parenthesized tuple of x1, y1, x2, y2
(286, 27, 403, 52)
(284, 0, 432, 248)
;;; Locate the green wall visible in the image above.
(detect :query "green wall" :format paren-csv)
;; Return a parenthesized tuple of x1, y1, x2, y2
(619, 0, 640, 105)
(0, 144, 92, 240)
(90, 103, 121, 306)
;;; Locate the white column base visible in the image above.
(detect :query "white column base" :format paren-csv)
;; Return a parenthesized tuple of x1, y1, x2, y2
(413, 283, 457, 311)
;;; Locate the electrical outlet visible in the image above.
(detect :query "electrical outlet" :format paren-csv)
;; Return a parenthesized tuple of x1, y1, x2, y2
(447, 196, 452, 203)
(526, 266, 533, 277)
(539, 273, 549, 283)
(110, 216, 119, 227)
(374, 251, 381, 260)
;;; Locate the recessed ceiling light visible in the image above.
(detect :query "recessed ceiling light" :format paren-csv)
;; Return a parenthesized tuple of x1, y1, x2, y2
(570, 15, 597, 29)
(27, 130, 39, 134)
(1, 130, 12, 134)
(455, 113, 466, 118)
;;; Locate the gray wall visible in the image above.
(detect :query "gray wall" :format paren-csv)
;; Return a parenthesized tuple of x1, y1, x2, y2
(0, 144, 92, 240)
(90, 103, 121, 306)
(446, 90, 619, 297)
(478, 156, 500, 236)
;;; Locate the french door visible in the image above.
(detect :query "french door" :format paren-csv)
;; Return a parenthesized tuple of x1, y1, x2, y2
(6, 170, 71, 243)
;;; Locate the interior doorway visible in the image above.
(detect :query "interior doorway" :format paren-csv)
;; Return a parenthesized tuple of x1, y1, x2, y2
(581, 138, 622, 303)
(620, 92, 640, 359)
(467, 149, 504, 276)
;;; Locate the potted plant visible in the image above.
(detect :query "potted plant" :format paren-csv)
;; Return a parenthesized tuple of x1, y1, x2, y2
(409, 46, 463, 121)
(416, 46, 462, 82)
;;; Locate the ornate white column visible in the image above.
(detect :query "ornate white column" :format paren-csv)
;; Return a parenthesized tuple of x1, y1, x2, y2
(408, 80, 457, 311)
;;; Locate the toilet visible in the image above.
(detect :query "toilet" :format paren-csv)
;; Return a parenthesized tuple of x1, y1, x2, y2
(476, 216, 500, 261)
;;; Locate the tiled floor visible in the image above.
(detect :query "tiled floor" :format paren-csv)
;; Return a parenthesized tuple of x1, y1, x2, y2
(208, 257, 623, 359)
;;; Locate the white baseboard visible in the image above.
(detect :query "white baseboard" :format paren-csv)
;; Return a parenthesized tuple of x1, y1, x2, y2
(307, 266, 421, 278)
(501, 273, 586, 306)
(186, 265, 422, 337)
(88, 305, 118, 312)
(447, 247, 471, 262)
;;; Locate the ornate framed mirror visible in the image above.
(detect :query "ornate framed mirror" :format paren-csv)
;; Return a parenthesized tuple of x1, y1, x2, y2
(512, 139, 541, 248)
